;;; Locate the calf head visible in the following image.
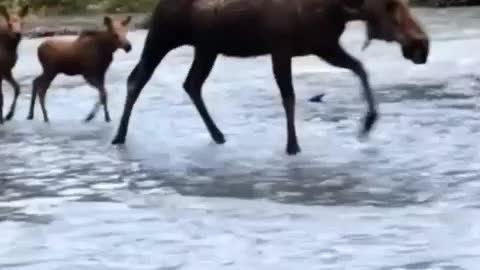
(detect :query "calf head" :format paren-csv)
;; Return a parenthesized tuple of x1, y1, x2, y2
(346, 0, 429, 64)
(0, 5, 28, 37)
(104, 15, 132, 53)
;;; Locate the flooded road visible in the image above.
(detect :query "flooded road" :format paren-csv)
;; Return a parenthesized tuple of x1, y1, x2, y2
(2, 7, 480, 270)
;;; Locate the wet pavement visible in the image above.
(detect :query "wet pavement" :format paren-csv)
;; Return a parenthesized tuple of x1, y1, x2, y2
(1, 7, 480, 270)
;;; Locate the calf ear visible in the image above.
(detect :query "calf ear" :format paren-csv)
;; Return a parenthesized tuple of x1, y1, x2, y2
(103, 16, 113, 30)
(0, 6, 9, 20)
(122, 16, 132, 26)
(19, 5, 29, 17)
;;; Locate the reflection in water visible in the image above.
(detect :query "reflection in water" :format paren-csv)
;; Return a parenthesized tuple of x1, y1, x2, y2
(2, 7, 480, 270)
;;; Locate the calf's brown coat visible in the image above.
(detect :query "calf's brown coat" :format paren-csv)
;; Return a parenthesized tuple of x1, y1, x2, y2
(27, 16, 133, 123)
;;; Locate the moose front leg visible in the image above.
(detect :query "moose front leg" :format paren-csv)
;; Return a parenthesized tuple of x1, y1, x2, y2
(319, 44, 378, 138)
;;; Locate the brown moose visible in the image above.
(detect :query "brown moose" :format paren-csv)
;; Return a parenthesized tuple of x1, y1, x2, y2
(27, 16, 133, 123)
(0, 5, 29, 124)
(111, 0, 430, 155)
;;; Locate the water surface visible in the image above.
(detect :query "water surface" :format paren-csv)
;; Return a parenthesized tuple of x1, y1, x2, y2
(1, 7, 480, 270)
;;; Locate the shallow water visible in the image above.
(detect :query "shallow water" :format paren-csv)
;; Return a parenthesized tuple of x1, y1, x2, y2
(2, 7, 480, 270)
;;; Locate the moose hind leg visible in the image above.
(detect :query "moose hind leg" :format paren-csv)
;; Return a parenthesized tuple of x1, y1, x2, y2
(27, 73, 55, 122)
(37, 74, 55, 123)
(183, 49, 225, 144)
(27, 76, 40, 120)
(5, 72, 20, 121)
(100, 87, 110, 122)
(272, 53, 300, 155)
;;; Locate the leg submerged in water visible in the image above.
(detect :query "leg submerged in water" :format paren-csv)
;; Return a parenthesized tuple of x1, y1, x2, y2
(319, 44, 378, 138)
(38, 73, 55, 123)
(272, 52, 301, 155)
(111, 54, 167, 144)
(112, 26, 173, 145)
(5, 72, 20, 121)
(84, 75, 111, 123)
(183, 49, 225, 144)
(28, 73, 55, 121)
(27, 77, 39, 120)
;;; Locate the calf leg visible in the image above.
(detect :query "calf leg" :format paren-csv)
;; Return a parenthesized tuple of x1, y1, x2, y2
(183, 49, 224, 144)
(4, 72, 20, 121)
(27, 77, 38, 120)
(84, 76, 110, 122)
(319, 44, 378, 138)
(272, 53, 300, 155)
(84, 90, 109, 122)
(28, 73, 55, 122)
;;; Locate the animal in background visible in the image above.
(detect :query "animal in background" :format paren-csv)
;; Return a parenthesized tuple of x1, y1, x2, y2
(111, 0, 429, 155)
(27, 16, 132, 123)
(0, 4, 29, 124)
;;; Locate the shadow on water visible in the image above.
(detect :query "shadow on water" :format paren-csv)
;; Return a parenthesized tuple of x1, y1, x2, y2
(3, 60, 480, 211)
(0, 113, 442, 212)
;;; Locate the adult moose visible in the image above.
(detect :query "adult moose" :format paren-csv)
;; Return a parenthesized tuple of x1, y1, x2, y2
(0, 5, 29, 124)
(27, 16, 132, 123)
(112, 0, 430, 155)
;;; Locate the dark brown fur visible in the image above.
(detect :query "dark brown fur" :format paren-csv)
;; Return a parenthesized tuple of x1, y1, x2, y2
(0, 5, 28, 124)
(111, 0, 430, 155)
(27, 16, 132, 123)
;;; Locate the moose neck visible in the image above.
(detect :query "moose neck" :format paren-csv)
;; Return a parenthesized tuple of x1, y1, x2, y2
(89, 32, 120, 56)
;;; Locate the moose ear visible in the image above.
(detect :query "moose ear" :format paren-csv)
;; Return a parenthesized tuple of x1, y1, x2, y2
(104, 16, 112, 26)
(0, 5, 9, 20)
(103, 16, 113, 30)
(122, 16, 132, 26)
(19, 5, 29, 17)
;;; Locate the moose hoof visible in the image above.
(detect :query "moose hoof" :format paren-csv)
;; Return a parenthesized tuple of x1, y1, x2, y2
(27, 115, 33, 120)
(286, 144, 301, 156)
(112, 136, 126, 145)
(213, 133, 226, 144)
(5, 113, 13, 121)
(84, 116, 94, 123)
(358, 111, 378, 140)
